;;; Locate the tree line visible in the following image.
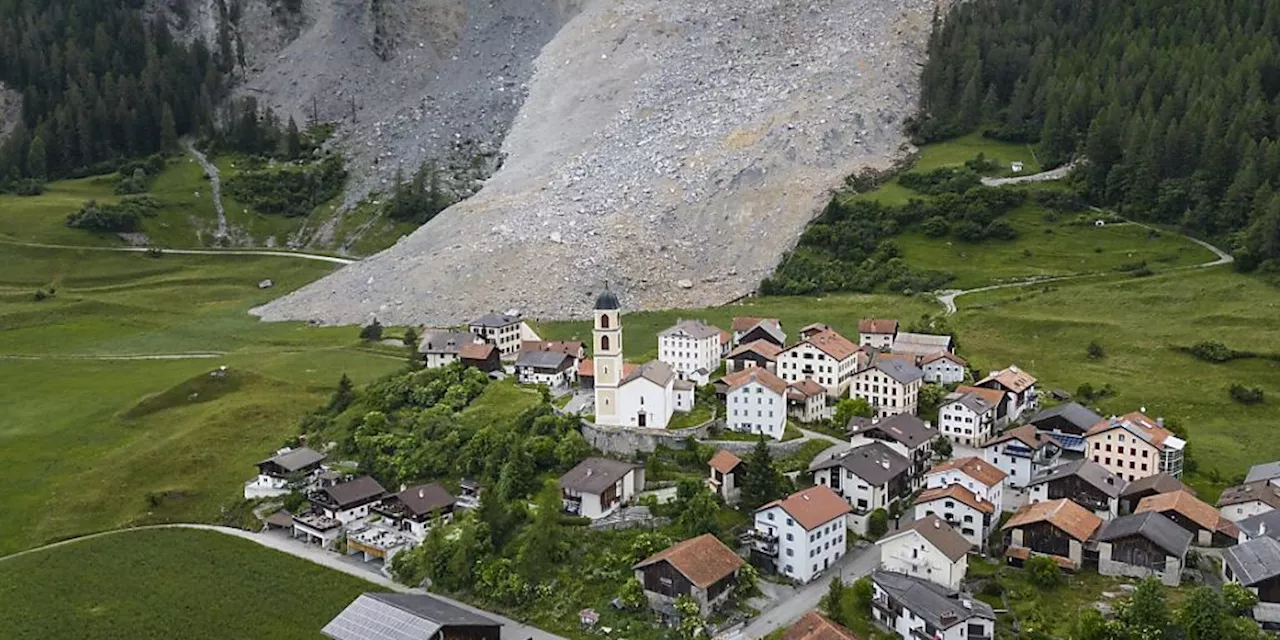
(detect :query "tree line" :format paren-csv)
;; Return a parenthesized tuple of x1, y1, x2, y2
(913, 0, 1280, 272)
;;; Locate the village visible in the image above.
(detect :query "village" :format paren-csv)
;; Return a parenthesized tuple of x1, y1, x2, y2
(243, 290, 1280, 640)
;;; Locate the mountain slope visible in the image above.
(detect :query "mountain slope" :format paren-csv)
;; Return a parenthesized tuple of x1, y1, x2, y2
(254, 0, 938, 325)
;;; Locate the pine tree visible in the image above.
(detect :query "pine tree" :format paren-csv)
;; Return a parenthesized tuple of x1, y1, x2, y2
(740, 438, 785, 510)
(160, 103, 178, 151)
(26, 134, 47, 181)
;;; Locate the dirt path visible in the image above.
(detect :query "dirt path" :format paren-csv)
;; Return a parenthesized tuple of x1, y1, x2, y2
(980, 160, 1077, 187)
(182, 139, 228, 241)
(0, 238, 354, 264)
(0, 352, 226, 361)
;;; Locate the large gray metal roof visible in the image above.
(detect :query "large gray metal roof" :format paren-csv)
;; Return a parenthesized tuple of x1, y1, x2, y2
(1097, 512, 1192, 557)
(810, 442, 910, 486)
(1026, 402, 1104, 433)
(1238, 510, 1280, 541)
(322, 593, 501, 640)
(871, 570, 993, 629)
(1246, 462, 1280, 485)
(1026, 459, 1125, 498)
(1224, 536, 1280, 586)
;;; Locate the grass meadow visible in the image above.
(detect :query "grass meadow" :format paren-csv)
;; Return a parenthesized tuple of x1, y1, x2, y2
(0, 528, 383, 640)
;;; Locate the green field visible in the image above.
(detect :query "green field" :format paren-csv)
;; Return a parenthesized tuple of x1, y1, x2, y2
(0, 528, 383, 640)
(913, 131, 1041, 175)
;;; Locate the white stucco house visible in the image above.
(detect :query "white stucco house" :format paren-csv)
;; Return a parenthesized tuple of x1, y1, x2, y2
(914, 484, 998, 549)
(981, 425, 1064, 489)
(750, 485, 852, 584)
(920, 352, 967, 385)
(419, 331, 485, 369)
(513, 349, 577, 388)
(776, 329, 861, 397)
(658, 319, 723, 382)
(245, 446, 327, 499)
(787, 379, 828, 423)
(1219, 482, 1280, 523)
(467, 312, 540, 359)
(975, 365, 1038, 422)
(938, 387, 1004, 447)
(857, 318, 899, 349)
(723, 367, 789, 440)
(870, 570, 995, 640)
(1084, 411, 1186, 482)
(810, 442, 911, 536)
(849, 356, 923, 418)
(876, 514, 972, 590)
(559, 458, 645, 520)
(924, 457, 1007, 514)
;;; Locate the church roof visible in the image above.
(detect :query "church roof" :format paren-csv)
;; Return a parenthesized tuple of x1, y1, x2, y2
(621, 360, 675, 387)
(595, 288, 620, 310)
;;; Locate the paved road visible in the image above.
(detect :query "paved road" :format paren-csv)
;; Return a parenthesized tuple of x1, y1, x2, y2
(0, 524, 566, 640)
(0, 238, 354, 264)
(741, 543, 881, 638)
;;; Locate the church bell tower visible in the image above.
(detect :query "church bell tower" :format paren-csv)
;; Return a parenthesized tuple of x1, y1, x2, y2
(593, 285, 623, 425)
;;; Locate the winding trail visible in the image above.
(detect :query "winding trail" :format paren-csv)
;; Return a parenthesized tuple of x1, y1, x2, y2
(979, 160, 1077, 187)
(0, 238, 354, 264)
(0, 352, 226, 361)
(182, 139, 228, 240)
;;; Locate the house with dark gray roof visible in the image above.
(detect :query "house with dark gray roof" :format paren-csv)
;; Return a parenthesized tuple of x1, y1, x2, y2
(848, 414, 938, 489)
(308, 476, 387, 523)
(870, 570, 994, 640)
(1239, 510, 1280, 543)
(323, 592, 501, 640)
(1119, 473, 1192, 514)
(1219, 481, 1280, 523)
(1223, 536, 1280, 625)
(514, 349, 577, 388)
(1097, 511, 1193, 586)
(876, 515, 972, 590)
(559, 458, 645, 520)
(811, 442, 910, 536)
(1026, 402, 1104, 436)
(467, 311, 535, 359)
(420, 331, 485, 369)
(246, 447, 328, 499)
(372, 483, 457, 540)
(1027, 459, 1125, 519)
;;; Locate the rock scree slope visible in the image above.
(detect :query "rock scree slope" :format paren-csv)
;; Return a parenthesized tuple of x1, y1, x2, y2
(253, 0, 939, 326)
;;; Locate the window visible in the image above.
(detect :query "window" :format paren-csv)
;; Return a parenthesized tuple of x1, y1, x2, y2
(786, 548, 794, 557)
(600, 335, 610, 350)
(786, 533, 793, 541)
(767, 512, 774, 521)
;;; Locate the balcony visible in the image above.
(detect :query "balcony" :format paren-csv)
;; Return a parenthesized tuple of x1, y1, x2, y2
(740, 529, 779, 556)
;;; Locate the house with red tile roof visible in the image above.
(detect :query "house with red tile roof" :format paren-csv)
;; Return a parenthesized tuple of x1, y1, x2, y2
(633, 534, 744, 617)
(1003, 498, 1104, 569)
(751, 486, 852, 584)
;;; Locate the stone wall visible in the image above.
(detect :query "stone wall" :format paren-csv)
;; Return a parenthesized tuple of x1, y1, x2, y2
(581, 417, 832, 457)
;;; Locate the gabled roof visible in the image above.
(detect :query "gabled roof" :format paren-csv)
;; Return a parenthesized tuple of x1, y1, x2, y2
(1224, 536, 1280, 586)
(954, 385, 1007, 408)
(927, 457, 1007, 488)
(858, 318, 899, 335)
(560, 458, 641, 495)
(722, 367, 789, 395)
(727, 340, 783, 361)
(1239, 510, 1280, 541)
(916, 484, 995, 515)
(1120, 473, 1192, 499)
(419, 331, 478, 354)
(810, 442, 911, 486)
(393, 483, 456, 516)
(1218, 482, 1280, 510)
(1003, 498, 1103, 542)
(944, 389, 1000, 417)
(783, 611, 863, 640)
(514, 349, 575, 370)
(323, 476, 387, 509)
(519, 340, 583, 357)
(260, 447, 326, 472)
(660, 319, 721, 340)
(322, 593, 501, 640)
(709, 450, 743, 474)
(1246, 462, 1280, 485)
(879, 514, 972, 562)
(865, 357, 924, 385)
(1026, 402, 1104, 433)
(1097, 512, 1193, 558)
(621, 360, 675, 387)
(468, 313, 522, 328)
(847, 414, 938, 449)
(1085, 412, 1183, 452)
(792, 329, 859, 361)
(788, 379, 826, 399)
(632, 533, 744, 589)
(1026, 459, 1125, 498)
(921, 351, 966, 367)
(871, 571, 994, 629)
(732, 316, 781, 333)
(1136, 490, 1223, 531)
(890, 332, 953, 356)
(982, 425, 1059, 452)
(758, 485, 852, 531)
(458, 342, 496, 361)
(977, 365, 1037, 393)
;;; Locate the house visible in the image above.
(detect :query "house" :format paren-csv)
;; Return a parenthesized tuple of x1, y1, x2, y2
(1002, 498, 1103, 569)
(593, 292, 692, 429)
(777, 329, 861, 397)
(938, 387, 1003, 447)
(1223, 536, 1280, 626)
(858, 318, 899, 349)
(1026, 402, 1104, 436)
(810, 442, 910, 535)
(633, 534, 744, 617)
(245, 446, 327, 499)
(1096, 511, 1193, 586)
(799, 323, 833, 339)
(371, 483, 456, 540)
(1026, 459, 1125, 520)
(925, 457, 1007, 514)
(869, 570, 995, 640)
(913, 484, 996, 549)
(1246, 462, 1280, 488)
(1219, 482, 1280, 522)
(751, 485, 852, 583)
(981, 425, 1064, 488)
(309, 476, 387, 525)
(456, 479, 483, 510)
(1136, 490, 1239, 546)
(458, 342, 501, 372)
(975, 366, 1038, 421)
(718, 328, 733, 358)
(674, 379, 695, 413)
(726, 340, 782, 374)
(467, 312, 537, 359)
(1239, 511, 1280, 543)
(707, 450, 743, 503)
(783, 611, 863, 640)
(723, 367, 789, 440)
(513, 349, 577, 387)
(847, 413, 937, 489)
(519, 340, 585, 361)
(787, 379, 829, 423)
(921, 351, 967, 385)
(1119, 473, 1192, 515)
(849, 357, 924, 418)
(577, 358, 596, 390)
(559, 457, 644, 520)
(877, 514, 972, 590)
(419, 331, 484, 369)
(658, 319, 723, 383)
(732, 317, 785, 348)
(1084, 411, 1186, 481)
(322, 592, 502, 640)
(890, 332, 954, 358)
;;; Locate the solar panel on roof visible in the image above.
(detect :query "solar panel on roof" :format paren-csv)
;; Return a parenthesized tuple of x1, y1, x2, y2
(322, 595, 444, 640)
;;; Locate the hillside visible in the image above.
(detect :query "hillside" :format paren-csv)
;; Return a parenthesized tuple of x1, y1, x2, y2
(254, 0, 939, 325)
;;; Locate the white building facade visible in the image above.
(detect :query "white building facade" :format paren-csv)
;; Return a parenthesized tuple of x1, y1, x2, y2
(849, 359, 923, 418)
(938, 391, 999, 447)
(776, 331, 860, 397)
(724, 369, 789, 440)
(752, 487, 851, 584)
(658, 320, 722, 381)
(921, 352, 967, 385)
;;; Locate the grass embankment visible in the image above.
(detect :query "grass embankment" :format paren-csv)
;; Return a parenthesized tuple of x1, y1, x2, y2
(0, 244, 404, 555)
(0, 528, 383, 640)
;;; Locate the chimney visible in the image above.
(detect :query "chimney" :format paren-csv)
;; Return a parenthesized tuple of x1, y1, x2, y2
(586, 468, 593, 477)
(1262, 523, 1268, 537)
(399, 483, 407, 492)
(418, 488, 425, 499)
(934, 519, 941, 529)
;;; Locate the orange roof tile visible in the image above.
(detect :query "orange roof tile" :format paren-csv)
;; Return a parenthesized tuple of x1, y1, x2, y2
(578, 358, 594, 377)
(916, 485, 996, 515)
(758, 485, 852, 530)
(783, 611, 863, 640)
(858, 319, 899, 335)
(956, 385, 1007, 407)
(633, 534, 744, 589)
(1003, 498, 1102, 542)
(1086, 412, 1175, 450)
(804, 329, 858, 361)
(709, 450, 743, 474)
(1136, 490, 1221, 532)
(732, 317, 781, 332)
(927, 456, 1007, 488)
(921, 351, 966, 366)
(978, 366, 1037, 393)
(722, 367, 789, 395)
(787, 379, 826, 399)
(728, 340, 783, 360)
(458, 342, 496, 360)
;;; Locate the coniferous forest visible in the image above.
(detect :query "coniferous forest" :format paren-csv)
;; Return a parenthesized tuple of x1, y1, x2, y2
(912, 0, 1280, 271)
(0, 0, 228, 188)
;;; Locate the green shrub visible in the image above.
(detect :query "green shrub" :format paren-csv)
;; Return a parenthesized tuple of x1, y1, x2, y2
(921, 216, 950, 237)
(1229, 384, 1264, 405)
(1024, 556, 1063, 589)
(867, 509, 889, 539)
(225, 155, 347, 217)
(1186, 341, 1236, 363)
(65, 196, 161, 232)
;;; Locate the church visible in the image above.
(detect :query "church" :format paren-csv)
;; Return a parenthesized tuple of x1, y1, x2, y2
(593, 288, 695, 429)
